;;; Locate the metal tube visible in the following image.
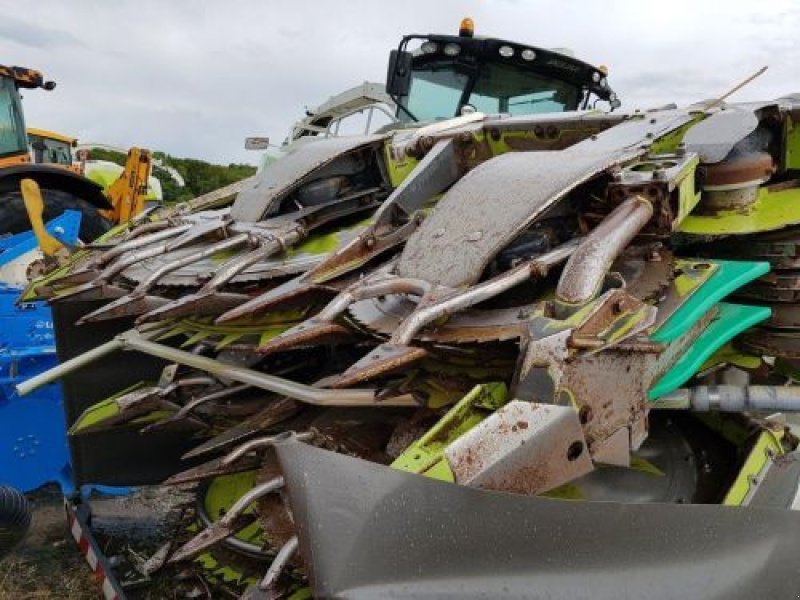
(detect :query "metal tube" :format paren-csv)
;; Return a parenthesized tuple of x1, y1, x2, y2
(128, 233, 250, 295)
(170, 383, 251, 421)
(119, 331, 419, 407)
(97, 241, 172, 281)
(91, 224, 192, 265)
(201, 234, 296, 290)
(222, 431, 314, 466)
(392, 239, 580, 345)
(219, 476, 285, 528)
(16, 338, 125, 395)
(258, 535, 299, 591)
(556, 195, 653, 306)
(318, 277, 431, 321)
(657, 385, 800, 412)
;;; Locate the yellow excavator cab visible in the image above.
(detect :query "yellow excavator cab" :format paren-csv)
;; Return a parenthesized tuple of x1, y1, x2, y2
(27, 128, 81, 174)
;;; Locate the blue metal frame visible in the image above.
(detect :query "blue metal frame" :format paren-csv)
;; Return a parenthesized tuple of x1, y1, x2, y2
(0, 211, 83, 493)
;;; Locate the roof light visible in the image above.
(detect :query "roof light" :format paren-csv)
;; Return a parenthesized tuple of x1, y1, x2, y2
(592, 72, 601, 83)
(459, 17, 474, 37)
(599, 77, 608, 88)
(598, 64, 609, 75)
(444, 42, 461, 56)
(421, 41, 438, 54)
(521, 49, 536, 61)
(499, 45, 514, 58)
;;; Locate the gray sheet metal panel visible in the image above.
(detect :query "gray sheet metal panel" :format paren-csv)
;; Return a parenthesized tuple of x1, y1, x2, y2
(397, 112, 693, 287)
(682, 108, 760, 163)
(276, 439, 800, 600)
(230, 135, 385, 222)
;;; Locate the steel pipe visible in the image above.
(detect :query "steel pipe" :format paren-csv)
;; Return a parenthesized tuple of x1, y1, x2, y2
(654, 385, 800, 412)
(392, 239, 580, 344)
(556, 195, 653, 307)
(258, 535, 299, 592)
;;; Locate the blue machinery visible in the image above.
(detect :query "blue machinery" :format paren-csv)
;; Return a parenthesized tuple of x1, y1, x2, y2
(0, 211, 82, 493)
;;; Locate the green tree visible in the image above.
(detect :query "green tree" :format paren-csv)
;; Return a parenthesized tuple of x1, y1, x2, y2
(84, 148, 256, 205)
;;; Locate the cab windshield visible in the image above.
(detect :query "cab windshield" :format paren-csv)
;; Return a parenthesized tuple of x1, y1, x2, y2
(400, 59, 581, 123)
(0, 77, 27, 157)
(29, 134, 73, 166)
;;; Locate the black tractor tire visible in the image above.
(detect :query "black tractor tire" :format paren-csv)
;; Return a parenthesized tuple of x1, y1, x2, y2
(0, 486, 31, 558)
(0, 188, 112, 242)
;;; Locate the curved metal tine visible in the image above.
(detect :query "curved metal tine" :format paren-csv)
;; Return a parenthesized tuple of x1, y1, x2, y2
(257, 536, 299, 596)
(392, 239, 580, 345)
(86, 220, 172, 249)
(222, 431, 314, 467)
(50, 241, 172, 302)
(306, 137, 462, 284)
(169, 476, 285, 563)
(165, 217, 231, 252)
(77, 233, 252, 323)
(164, 431, 316, 485)
(135, 235, 295, 323)
(48, 225, 193, 288)
(147, 383, 251, 429)
(327, 240, 581, 388)
(258, 276, 430, 354)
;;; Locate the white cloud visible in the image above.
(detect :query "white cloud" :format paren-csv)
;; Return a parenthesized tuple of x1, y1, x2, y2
(1, 0, 797, 164)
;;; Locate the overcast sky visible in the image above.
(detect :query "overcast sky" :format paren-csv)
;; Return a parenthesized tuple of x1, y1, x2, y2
(1, 1, 798, 165)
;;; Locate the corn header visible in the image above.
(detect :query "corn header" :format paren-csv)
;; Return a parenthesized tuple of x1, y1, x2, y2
(17, 19, 800, 600)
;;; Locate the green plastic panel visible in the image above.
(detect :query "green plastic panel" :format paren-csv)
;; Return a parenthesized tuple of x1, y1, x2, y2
(649, 303, 771, 400)
(651, 260, 769, 343)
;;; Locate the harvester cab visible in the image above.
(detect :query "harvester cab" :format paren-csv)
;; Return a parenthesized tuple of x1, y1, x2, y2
(386, 18, 619, 123)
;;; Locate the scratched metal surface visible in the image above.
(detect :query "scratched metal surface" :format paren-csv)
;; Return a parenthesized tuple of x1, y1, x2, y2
(119, 225, 365, 286)
(277, 439, 800, 600)
(397, 112, 693, 288)
(230, 135, 385, 222)
(682, 107, 760, 163)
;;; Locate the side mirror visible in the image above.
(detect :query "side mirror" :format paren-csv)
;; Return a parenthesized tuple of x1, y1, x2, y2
(244, 136, 270, 150)
(385, 50, 413, 97)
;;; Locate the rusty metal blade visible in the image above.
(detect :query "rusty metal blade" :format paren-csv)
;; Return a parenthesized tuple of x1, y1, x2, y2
(216, 275, 334, 324)
(168, 513, 255, 563)
(165, 219, 229, 252)
(181, 397, 301, 460)
(257, 319, 355, 355)
(50, 281, 129, 303)
(328, 343, 429, 388)
(135, 291, 250, 325)
(163, 455, 261, 486)
(76, 294, 171, 324)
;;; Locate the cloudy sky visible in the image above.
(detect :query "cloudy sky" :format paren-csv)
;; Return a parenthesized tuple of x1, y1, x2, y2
(2, 1, 798, 165)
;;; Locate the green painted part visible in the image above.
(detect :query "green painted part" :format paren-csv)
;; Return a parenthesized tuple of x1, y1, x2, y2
(679, 186, 800, 235)
(67, 382, 146, 434)
(384, 140, 418, 187)
(391, 382, 507, 479)
(204, 470, 265, 546)
(785, 115, 800, 171)
(649, 303, 771, 399)
(649, 113, 705, 155)
(651, 260, 769, 343)
(286, 216, 373, 257)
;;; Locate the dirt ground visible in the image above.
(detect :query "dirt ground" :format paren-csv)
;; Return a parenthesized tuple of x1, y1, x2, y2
(0, 485, 196, 600)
